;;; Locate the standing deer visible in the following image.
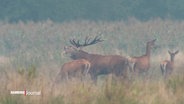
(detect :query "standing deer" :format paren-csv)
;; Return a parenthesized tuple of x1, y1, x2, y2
(64, 36, 129, 83)
(160, 50, 179, 78)
(54, 59, 91, 83)
(128, 39, 156, 76)
(51, 59, 90, 95)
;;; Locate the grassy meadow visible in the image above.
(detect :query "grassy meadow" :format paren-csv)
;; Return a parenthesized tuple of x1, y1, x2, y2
(0, 18, 184, 104)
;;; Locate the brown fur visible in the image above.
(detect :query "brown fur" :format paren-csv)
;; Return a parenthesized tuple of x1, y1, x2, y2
(160, 50, 179, 78)
(129, 39, 156, 75)
(55, 59, 91, 82)
(64, 46, 129, 82)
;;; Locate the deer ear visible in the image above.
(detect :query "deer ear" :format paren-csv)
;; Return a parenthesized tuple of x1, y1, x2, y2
(175, 50, 179, 54)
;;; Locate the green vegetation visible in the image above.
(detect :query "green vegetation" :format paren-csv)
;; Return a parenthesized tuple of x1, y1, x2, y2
(0, 19, 184, 103)
(17, 64, 37, 80)
(1, 0, 184, 22)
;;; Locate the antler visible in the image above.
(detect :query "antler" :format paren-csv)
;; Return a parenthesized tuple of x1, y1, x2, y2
(69, 36, 104, 48)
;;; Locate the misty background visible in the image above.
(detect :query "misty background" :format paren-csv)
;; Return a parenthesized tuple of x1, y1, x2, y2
(0, 0, 184, 22)
(1, 1, 184, 104)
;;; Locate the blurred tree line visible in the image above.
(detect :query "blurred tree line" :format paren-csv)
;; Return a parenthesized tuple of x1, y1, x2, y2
(0, 0, 184, 22)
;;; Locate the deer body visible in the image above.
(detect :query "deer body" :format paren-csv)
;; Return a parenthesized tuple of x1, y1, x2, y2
(160, 50, 179, 78)
(133, 55, 150, 73)
(55, 59, 90, 82)
(64, 36, 128, 82)
(67, 48, 128, 82)
(130, 39, 156, 75)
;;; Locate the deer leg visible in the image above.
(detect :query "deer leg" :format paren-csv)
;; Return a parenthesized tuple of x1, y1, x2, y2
(93, 76, 97, 85)
(160, 65, 164, 76)
(133, 68, 139, 79)
(90, 74, 97, 84)
(166, 69, 172, 79)
(54, 70, 63, 84)
(84, 64, 90, 78)
(128, 62, 135, 73)
(79, 71, 83, 82)
(64, 72, 68, 83)
(132, 63, 139, 78)
(143, 70, 149, 80)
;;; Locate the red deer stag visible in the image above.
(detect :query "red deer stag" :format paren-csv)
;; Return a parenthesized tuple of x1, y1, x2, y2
(54, 59, 91, 83)
(64, 36, 129, 83)
(128, 39, 156, 76)
(160, 50, 179, 78)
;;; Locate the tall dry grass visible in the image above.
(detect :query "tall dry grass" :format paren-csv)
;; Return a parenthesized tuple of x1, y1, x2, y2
(0, 18, 184, 104)
(1, 69, 184, 104)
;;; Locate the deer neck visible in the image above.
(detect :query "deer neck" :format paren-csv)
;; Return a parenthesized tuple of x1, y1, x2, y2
(170, 56, 175, 64)
(77, 50, 89, 59)
(145, 44, 151, 56)
(70, 50, 88, 60)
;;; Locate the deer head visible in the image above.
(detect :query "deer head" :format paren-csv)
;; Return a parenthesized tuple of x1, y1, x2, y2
(63, 36, 104, 59)
(147, 39, 156, 48)
(168, 50, 179, 62)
